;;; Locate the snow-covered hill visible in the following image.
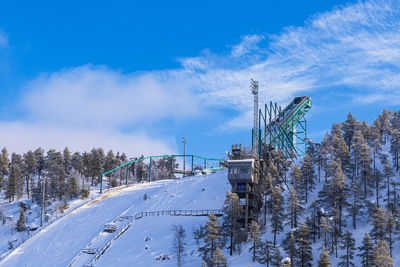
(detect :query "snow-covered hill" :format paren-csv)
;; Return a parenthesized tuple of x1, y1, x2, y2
(0, 171, 230, 267)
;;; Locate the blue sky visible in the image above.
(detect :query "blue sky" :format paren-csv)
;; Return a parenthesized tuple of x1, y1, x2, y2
(0, 0, 399, 160)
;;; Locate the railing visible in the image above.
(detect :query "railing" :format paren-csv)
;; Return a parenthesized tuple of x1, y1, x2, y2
(76, 209, 223, 267)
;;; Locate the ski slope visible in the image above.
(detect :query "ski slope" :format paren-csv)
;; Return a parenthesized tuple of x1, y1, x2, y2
(0, 171, 230, 267)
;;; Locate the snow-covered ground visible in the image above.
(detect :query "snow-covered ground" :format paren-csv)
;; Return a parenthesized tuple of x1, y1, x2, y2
(0, 171, 230, 267)
(1, 158, 399, 267)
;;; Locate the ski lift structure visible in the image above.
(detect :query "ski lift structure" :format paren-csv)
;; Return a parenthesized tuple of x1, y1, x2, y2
(227, 79, 312, 227)
(100, 154, 224, 194)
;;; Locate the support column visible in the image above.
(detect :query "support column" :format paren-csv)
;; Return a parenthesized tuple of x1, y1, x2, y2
(170, 156, 173, 179)
(149, 158, 152, 182)
(100, 174, 103, 194)
(126, 165, 129, 185)
(191, 155, 194, 173)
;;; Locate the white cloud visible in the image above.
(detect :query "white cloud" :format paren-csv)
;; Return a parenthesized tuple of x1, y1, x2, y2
(23, 65, 200, 128)
(0, 121, 176, 156)
(3, 0, 400, 154)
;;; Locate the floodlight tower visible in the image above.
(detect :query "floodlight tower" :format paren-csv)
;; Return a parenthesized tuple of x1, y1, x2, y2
(251, 79, 259, 153)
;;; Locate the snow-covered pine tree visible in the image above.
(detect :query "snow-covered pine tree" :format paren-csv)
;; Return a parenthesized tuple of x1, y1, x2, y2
(22, 150, 35, 199)
(68, 176, 79, 199)
(34, 148, 45, 181)
(211, 247, 226, 267)
(199, 212, 222, 266)
(91, 148, 104, 185)
(0, 147, 10, 190)
(390, 125, 400, 172)
(16, 208, 25, 232)
(348, 178, 363, 229)
(330, 123, 350, 173)
(381, 158, 394, 211)
(370, 206, 388, 243)
(270, 185, 284, 246)
(375, 109, 392, 144)
(318, 246, 331, 267)
(172, 224, 186, 267)
(288, 186, 303, 229)
(282, 232, 296, 267)
(372, 240, 393, 267)
(320, 133, 331, 182)
(357, 233, 373, 267)
(338, 231, 355, 267)
(63, 147, 72, 177)
(82, 151, 92, 185)
(319, 216, 331, 253)
(300, 154, 315, 203)
(295, 224, 313, 267)
(221, 190, 242, 255)
(271, 246, 282, 267)
(255, 240, 273, 266)
(5, 153, 23, 202)
(385, 210, 396, 257)
(248, 220, 262, 262)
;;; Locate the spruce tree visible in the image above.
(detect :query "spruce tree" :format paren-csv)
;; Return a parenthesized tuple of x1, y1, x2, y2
(221, 191, 242, 255)
(338, 231, 355, 267)
(282, 232, 296, 267)
(320, 216, 331, 252)
(248, 220, 262, 262)
(295, 224, 313, 267)
(300, 154, 315, 203)
(34, 148, 45, 181)
(0, 147, 10, 190)
(23, 150, 36, 199)
(271, 246, 283, 267)
(370, 206, 388, 243)
(256, 240, 273, 266)
(348, 178, 363, 229)
(16, 208, 25, 232)
(63, 147, 72, 177)
(270, 185, 284, 246)
(372, 240, 393, 267)
(357, 233, 373, 267)
(211, 247, 226, 267)
(199, 212, 222, 266)
(172, 224, 186, 267)
(390, 128, 400, 172)
(318, 246, 331, 267)
(385, 211, 396, 257)
(288, 186, 303, 228)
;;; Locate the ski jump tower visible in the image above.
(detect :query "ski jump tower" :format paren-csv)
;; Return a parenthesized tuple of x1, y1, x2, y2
(227, 80, 312, 227)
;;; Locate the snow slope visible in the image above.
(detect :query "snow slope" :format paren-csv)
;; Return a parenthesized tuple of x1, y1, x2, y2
(0, 171, 230, 267)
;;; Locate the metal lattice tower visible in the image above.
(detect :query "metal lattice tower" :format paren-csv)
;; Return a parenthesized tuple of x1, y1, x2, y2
(250, 79, 259, 152)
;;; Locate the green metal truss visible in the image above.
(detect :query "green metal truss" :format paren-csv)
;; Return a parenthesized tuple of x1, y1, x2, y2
(100, 154, 224, 193)
(255, 96, 312, 158)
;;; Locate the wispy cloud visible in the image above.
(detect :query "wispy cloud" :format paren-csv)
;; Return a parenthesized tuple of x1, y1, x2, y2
(2, 0, 400, 154)
(178, 0, 400, 129)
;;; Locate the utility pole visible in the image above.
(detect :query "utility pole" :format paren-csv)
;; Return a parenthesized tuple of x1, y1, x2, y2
(182, 137, 188, 174)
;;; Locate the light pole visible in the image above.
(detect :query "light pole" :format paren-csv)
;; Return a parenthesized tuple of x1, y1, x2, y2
(182, 137, 188, 174)
(40, 177, 46, 227)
